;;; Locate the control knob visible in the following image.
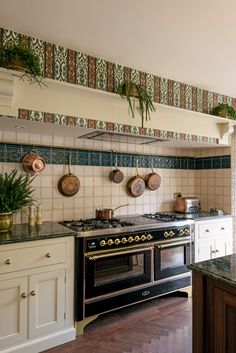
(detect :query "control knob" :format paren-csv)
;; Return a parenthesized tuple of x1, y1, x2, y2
(141, 235, 147, 241)
(169, 231, 175, 237)
(164, 231, 169, 238)
(135, 236, 140, 242)
(184, 229, 190, 235)
(128, 236, 134, 243)
(179, 229, 184, 235)
(115, 239, 121, 245)
(122, 237, 127, 244)
(107, 239, 114, 246)
(147, 234, 153, 240)
(100, 240, 106, 247)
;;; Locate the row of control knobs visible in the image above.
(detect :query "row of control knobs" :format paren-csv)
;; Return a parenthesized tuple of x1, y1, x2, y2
(164, 228, 190, 238)
(100, 234, 153, 247)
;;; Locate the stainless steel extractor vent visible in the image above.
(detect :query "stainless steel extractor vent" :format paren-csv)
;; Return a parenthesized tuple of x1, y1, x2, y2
(77, 130, 168, 145)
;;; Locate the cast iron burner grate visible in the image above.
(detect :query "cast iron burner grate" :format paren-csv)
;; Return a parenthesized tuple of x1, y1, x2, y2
(61, 218, 134, 231)
(143, 212, 189, 222)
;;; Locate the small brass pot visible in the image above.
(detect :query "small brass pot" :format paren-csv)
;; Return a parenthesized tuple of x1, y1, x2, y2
(0, 212, 13, 233)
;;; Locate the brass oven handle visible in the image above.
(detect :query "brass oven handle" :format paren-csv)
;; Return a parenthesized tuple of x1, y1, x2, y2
(87, 247, 153, 261)
(157, 241, 190, 249)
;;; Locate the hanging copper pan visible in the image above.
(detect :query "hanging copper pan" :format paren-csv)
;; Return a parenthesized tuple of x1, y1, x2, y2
(145, 161, 161, 191)
(22, 149, 46, 174)
(109, 156, 124, 184)
(58, 153, 80, 197)
(127, 159, 145, 197)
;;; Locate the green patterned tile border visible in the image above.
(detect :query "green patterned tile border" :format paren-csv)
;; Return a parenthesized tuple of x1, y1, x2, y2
(4, 108, 218, 145)
(1, 27, 236, 119)
(0, 142, 230, 169)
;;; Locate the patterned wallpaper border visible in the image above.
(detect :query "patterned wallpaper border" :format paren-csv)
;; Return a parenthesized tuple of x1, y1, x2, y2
(0, 27, 235, 117)
(15, 108, 218, 145)
(0, 143, 230, 170)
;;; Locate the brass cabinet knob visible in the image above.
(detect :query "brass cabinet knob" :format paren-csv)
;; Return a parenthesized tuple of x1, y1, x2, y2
(211, 250, 215, 254)
(30, 290, 36, 296)
(21, 293, 27, 299)
(5, 259, 11, 265)
(215, 249, 219, 253)
(206, 229, 210, 233)
(45, 252, 52, 258)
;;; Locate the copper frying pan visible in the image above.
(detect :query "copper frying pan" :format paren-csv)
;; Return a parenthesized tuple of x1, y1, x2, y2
(58, 153, 80, 197)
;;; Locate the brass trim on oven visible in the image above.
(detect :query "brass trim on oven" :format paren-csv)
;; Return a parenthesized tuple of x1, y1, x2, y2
(87, 246, 153, 261)
(157, 240, 190, 249)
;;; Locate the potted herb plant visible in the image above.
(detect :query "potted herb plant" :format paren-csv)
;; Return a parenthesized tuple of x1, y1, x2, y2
(211, 103, 236, 120)
(0, 170, 35, 232)
(0, 43, 45, 86)
(117, 81, 156, 128)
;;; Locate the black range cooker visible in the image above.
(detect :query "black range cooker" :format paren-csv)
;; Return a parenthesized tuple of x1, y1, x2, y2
(60, 213, 194, 334)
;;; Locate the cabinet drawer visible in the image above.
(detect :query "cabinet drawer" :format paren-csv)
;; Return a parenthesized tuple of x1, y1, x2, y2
(198, 221, 232, 239)
(0, 242, 66, 274)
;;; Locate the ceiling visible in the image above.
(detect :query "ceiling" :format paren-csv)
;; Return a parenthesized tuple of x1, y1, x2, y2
(0, 0, 236, 98)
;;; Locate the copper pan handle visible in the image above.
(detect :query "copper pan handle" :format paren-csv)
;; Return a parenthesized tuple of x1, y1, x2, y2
(113, 204, 129, 213)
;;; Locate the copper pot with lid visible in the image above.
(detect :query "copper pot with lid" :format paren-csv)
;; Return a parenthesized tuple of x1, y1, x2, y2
(22, 149, 46, 174)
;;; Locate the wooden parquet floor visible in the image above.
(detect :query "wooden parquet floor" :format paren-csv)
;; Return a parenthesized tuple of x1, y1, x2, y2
(43, 293, 192, 353)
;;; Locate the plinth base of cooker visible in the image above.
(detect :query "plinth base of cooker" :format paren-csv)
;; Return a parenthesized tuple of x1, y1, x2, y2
(179, 285, 192, 298)
(75, 315, 98, 336)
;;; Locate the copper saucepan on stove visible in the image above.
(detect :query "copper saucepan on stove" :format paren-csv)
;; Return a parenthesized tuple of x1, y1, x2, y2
(95, 204, 129, 221)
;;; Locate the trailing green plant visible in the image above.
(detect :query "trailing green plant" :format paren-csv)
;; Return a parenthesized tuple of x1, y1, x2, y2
(0, 43, 46, 87)
(0, 169, 35, 213)
(117, 81, 156, 128)
(211, 103, 236, 120)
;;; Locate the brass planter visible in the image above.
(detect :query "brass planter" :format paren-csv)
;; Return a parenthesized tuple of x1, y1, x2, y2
(0, 213, 13, 233)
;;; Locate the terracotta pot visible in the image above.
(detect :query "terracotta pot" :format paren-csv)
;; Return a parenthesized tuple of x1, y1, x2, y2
(22, 150, 46, 174)
(0, 212, 13, 233)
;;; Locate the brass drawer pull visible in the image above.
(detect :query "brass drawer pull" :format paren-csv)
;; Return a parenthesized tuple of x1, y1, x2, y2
(5, 259, 11, 265)
(21, 293, 27, 299)
(30, 290, 36, 296)
(45, 252, 52, 258)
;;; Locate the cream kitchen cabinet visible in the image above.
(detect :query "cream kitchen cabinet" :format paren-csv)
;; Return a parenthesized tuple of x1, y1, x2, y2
(194, 217, 233, 263)
(0, 236, 75, 353)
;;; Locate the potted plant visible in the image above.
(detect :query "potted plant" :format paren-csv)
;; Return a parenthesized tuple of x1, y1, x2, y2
(117, 81, 156, 128)
(0, 170, 35, 232)
(211, 103, 236, 120)
(0, 43, 45, 86)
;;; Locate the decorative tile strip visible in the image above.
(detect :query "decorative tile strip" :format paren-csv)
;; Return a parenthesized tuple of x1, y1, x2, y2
(0, 142, 230, 169)
(1, 27, 235, 119)
(14, 108, 220, 145)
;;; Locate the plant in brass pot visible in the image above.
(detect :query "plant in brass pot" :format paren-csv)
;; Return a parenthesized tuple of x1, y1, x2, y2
(117, 81, 156, 128)
(0, 43, 45, 86)
(0, 170, 35, 232)
(211, 103, 236, 120)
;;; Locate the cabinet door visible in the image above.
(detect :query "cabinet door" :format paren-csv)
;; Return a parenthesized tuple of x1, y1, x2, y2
(214, 239, 228, 259)
(29, 269, 66, 338)
(0, 277, 27, 348)
(197, 239, 214, 262)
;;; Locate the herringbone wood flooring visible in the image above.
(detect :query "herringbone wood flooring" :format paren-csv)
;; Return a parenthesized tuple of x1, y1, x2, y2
(43, 294, 192, 353)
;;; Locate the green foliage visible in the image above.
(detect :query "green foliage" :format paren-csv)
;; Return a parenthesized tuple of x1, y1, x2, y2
(211, 103, 236, 119)
(117, 81, 156, 128)
(0, 170, 35, 213)
(0, 43, 45, 86)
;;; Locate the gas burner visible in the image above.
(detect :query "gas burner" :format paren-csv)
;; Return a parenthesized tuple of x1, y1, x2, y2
(61, 218, 134, 231)
(143, 212, 188, 222)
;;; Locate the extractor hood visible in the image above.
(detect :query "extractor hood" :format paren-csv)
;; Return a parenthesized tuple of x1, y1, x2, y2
(77, 130, 168, 145)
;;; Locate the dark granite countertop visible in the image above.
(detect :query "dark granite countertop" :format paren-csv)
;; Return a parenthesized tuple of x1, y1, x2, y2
(189, 254, 236, 288)
(0, 222, 75, 245)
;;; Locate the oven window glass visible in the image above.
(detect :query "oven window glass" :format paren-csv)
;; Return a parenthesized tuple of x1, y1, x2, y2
(161, 246, 184, 269)
(94, 254, 144, 286)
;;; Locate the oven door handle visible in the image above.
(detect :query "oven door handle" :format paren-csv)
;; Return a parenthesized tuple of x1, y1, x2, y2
(87, 247, 153, 261)
(157, 241, 190, 249)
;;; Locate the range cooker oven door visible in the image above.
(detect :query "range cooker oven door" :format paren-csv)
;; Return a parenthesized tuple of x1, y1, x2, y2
(154, 240, 191, 280)
(85, 246, 152, 299)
